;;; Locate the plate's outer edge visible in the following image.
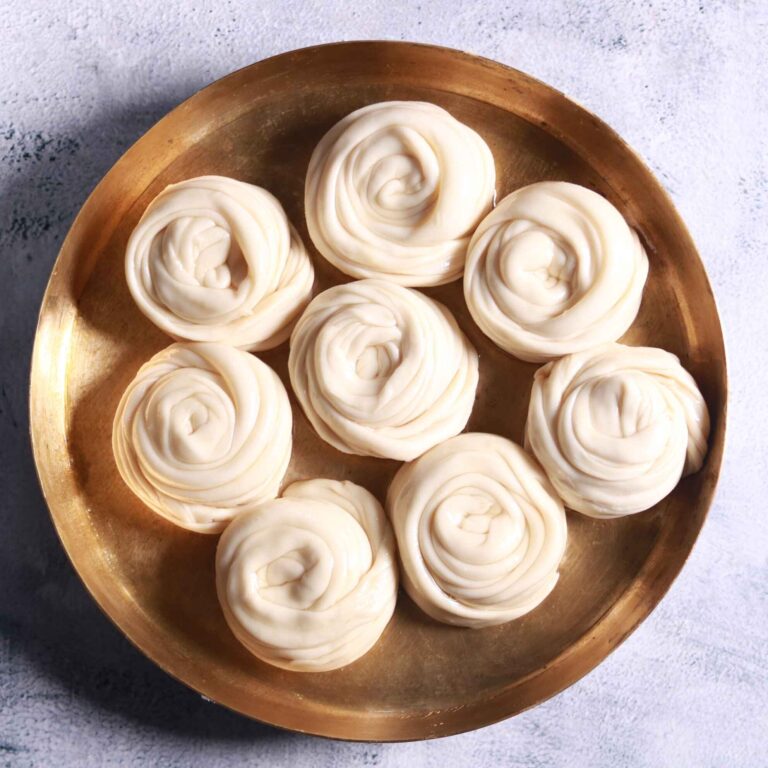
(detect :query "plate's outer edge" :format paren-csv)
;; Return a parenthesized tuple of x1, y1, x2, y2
(29, 41, 727, 742)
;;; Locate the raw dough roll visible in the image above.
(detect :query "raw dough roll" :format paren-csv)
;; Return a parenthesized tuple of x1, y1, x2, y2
(112, 342, 292, 533)
(388, 433, 567, 628)
(216, 479, 398, 672)
(464, 181, 648, 362)
(288, 279, 479, 460)
(525, 342, 710, 518)
(126, 175, 314, 351)
(305, 101, 496, 286)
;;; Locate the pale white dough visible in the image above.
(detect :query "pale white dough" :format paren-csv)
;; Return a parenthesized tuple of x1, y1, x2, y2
(305, 101, 496, 286)
(126, 175, 314, 351)
(112, 342, 292, 533)
(464, 181, 649, 362)
(288, 279, 479, 461)
(216, 478, 398, 672)
(387, 433, 567, 628)
(525, 342, 710, 518)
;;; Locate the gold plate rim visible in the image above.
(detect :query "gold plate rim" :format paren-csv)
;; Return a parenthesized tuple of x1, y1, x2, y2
(29, 40, 727, 742)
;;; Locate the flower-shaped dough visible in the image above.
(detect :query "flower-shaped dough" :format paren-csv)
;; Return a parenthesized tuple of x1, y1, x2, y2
(388, 433, 567, 628)
(288, 279, 479, 460)
(112, 342, 292, 533)
(525, 343, 710, 518)
(464, 181, 649, 362)
(216, 478, 398, 672)
(305, 101, 496, 286)
(126, 176, 314, 351)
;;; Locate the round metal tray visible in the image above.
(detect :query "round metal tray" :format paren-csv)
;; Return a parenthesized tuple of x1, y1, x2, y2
(29, 42, 726, 741)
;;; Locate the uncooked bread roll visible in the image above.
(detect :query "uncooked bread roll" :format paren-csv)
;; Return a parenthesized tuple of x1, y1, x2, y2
(126, 175, 313, 351)
(305, 101, 496, 286)
(388, 433, 567, 628)
(216, 478, 398, 672)
(112, 342, 292, 533)
(464, 181, 648, 362)
(525, 342, 710, 518)
(288, 279, 479, 460)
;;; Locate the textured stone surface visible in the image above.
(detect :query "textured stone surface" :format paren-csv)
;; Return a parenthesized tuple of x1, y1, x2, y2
(1, 1, 766, 766)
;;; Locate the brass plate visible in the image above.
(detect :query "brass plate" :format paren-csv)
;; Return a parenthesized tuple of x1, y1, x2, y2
(29, 42, 726, 741)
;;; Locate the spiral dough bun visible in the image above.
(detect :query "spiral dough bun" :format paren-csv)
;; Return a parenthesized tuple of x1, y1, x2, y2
(126, 175, 314, 351)
(289, 279, 479, 461)
(216, 479, 398, 672)
(112, 342, 292, 533)
(464, 181, 649, 362)
(305, 101, 496, 286)
(388, 433, 567, 628)
(525, 343, 710, 518)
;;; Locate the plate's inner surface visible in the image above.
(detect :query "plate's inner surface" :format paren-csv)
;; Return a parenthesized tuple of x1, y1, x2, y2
(49, 51, 724, 739)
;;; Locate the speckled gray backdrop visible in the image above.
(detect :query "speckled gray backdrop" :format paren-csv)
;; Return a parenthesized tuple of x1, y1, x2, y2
(2, 1, 766, 766)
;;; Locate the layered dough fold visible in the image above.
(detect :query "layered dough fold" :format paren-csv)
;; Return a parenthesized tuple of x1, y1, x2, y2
(126, 176, 314, 351)
(388, 433, 567, 628)
(216, 478, 398, 671)
(305, 101, 496, 286)
(288, 279, 479, 460)
(112, 342, 292, 533)
(525, 343, 710, 518)
(464, 181, 648, 362)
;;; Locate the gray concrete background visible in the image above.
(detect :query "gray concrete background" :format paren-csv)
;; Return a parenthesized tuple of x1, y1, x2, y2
(2, 1, 766, 766)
